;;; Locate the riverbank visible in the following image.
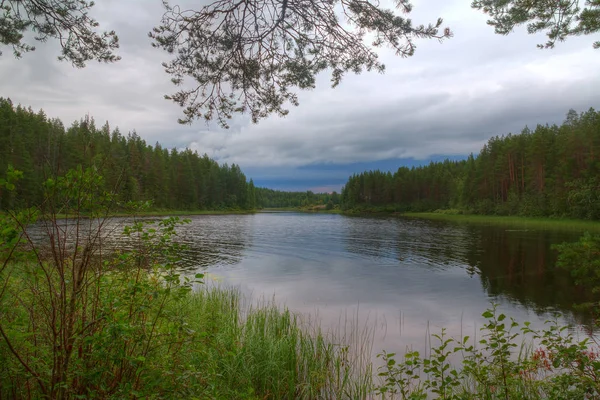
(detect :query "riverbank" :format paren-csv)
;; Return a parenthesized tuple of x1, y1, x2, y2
(402, 212, 600, 232)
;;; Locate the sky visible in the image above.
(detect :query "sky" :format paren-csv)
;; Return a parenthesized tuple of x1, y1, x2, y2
(1, 0, 599, 192)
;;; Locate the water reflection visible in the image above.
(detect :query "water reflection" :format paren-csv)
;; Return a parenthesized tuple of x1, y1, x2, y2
(191, 212, 596, 362)
(462, 226, 590, 324)
(25, 212, 596, 359)
(341, 216, 590, 322)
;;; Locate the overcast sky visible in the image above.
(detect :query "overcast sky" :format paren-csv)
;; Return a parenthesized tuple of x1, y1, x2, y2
(1, 0, 599, 192)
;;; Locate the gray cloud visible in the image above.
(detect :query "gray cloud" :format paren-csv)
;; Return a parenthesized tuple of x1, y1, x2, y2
(1, 0, 599, 182)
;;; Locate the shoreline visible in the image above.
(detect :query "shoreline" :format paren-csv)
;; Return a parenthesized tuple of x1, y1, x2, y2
(399, 212, 600, 232)
(254, 207, 600, 232)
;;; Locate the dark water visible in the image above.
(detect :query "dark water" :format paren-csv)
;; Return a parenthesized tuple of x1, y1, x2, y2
(42, 212, 595, 358)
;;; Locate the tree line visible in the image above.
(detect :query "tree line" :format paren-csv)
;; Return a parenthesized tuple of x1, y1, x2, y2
(255, 188, 340, 209)
(0, 98, 257, 211)
(341, 108, 600, 220)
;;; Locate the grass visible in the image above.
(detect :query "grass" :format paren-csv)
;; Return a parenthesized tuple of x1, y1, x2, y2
(182, 285, 374, 399)
(401, 212, 600, 232)
(188, 289, 600, 399)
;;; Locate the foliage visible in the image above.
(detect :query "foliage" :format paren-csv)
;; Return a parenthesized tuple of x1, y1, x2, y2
(0, 0, 119, 66)
(0, 166, 201, 398)
(150, 0, 451, 127)
(376, 305, 600, 399)
(341, 108, 600, 221)
(326, 200, 334, 210)
(472, 0, 600, 49)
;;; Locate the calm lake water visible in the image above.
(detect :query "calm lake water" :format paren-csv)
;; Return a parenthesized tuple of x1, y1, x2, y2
(159, 212, 592, 359)
(43, 212, 595, 359)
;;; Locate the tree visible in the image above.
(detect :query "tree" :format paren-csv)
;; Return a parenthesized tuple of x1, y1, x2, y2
(3, 1, 598, 128)
(472, 0, 600, 50)
(149, 0, 451, 127)
(0, 0, 119, 67)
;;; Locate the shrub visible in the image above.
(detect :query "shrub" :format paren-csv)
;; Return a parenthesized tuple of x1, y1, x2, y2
(375, 305, 600, 399)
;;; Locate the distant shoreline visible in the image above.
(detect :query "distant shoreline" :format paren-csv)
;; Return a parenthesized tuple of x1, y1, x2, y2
(391, 211, 600, 232)
(34, 209, 600, 232)
(261, 207, 342, 214)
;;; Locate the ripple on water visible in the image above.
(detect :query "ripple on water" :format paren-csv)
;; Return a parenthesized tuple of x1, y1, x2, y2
(27, 212, 593, 362)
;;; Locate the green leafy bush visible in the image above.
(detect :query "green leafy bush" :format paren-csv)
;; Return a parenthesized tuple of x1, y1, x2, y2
(376, 305, 600, 399)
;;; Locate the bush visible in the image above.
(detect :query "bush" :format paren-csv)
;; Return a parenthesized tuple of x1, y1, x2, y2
(376, 305, 600, 399)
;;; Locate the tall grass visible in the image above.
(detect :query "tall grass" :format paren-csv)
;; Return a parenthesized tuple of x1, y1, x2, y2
(183, 285, 374, 399)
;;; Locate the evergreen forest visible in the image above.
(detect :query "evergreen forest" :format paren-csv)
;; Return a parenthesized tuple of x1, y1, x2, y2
(2, 99, 599, 221)
(341, 108, 600, 220)
(0, 98, 257, 211)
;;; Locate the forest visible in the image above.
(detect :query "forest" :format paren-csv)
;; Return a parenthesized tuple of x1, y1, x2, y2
(0, 98, 257, 211)
(0, 98, 346, 213)
(341, 108, 600, 220)
(3, 99, 599, 221)
(256, 188, 340, 209)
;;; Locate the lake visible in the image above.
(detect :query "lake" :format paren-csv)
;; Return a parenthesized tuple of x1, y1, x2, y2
(45, 211, 594, 360)
(157, 211, 592, 360)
